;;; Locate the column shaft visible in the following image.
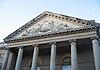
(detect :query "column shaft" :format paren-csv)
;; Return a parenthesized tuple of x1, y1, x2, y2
(31, 46, 39, 70)
(92, 38, 100, 70)
(6, 52, 13, 70)
(71, 41, 78, 70)
(15, 47, 23, 70)
(50, 43, 56, 70)
(1, 49, 10, 70)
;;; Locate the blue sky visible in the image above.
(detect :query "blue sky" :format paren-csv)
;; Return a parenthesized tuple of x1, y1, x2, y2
(0, 0, 100, 42)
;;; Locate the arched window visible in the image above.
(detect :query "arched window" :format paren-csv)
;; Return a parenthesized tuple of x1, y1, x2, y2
(29, 58, 42, 70)
(29, 58, 43, 70)
(37, 63, 40, 70)
(29, 62, 40, 70)
(62, 57, 71, 70)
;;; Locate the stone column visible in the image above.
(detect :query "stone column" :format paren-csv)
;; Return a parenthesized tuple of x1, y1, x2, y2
(1, 48, 10, 70)
(15, 47, 23, 70)
(70, 39, 78, 70)
(50, 42, 56, 70)
(31, 44, 39, 70)
(91, 36, 100, 70)
(6, 52, 13, 70)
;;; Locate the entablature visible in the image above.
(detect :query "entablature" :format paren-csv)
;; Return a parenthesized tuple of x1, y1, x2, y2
(5, 29, 97, 48)
(4, 26, 96, 43)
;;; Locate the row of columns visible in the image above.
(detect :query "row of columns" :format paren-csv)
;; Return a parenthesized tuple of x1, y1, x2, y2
(1, 36, 100, 70)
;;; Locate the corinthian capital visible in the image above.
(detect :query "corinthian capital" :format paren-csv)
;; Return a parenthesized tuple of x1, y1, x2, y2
(91, 36, 99, 40)
(69, 39, 76, 43)
(17, 46, 24, 49)
(49, 41, 56, 45)
(32, 44, 39, 47)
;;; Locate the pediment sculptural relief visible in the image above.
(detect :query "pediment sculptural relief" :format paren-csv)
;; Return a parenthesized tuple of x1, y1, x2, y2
(22, 20, 72, 36)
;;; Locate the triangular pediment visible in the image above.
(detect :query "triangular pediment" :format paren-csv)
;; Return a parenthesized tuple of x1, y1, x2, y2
(16, 17, 86, 38)
(4, 11, 94, 41)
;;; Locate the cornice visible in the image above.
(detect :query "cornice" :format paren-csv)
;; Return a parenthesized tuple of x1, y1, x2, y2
(4, 26, 96, 43)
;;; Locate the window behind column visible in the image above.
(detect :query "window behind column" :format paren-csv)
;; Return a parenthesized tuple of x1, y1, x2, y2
(62, 57, 71, 70)
(29, 60, 40, 70)
(37, 63, 40, 70)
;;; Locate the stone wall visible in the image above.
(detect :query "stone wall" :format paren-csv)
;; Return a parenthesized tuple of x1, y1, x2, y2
(78, 49, 95, 70)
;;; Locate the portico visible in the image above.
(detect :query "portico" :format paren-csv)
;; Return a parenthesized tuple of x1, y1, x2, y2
(1, 36, 100, 70)
(0, 11, 100, 70)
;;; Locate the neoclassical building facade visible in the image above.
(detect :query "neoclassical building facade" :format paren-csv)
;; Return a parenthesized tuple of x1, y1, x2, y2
(0, 11, 100, 70)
